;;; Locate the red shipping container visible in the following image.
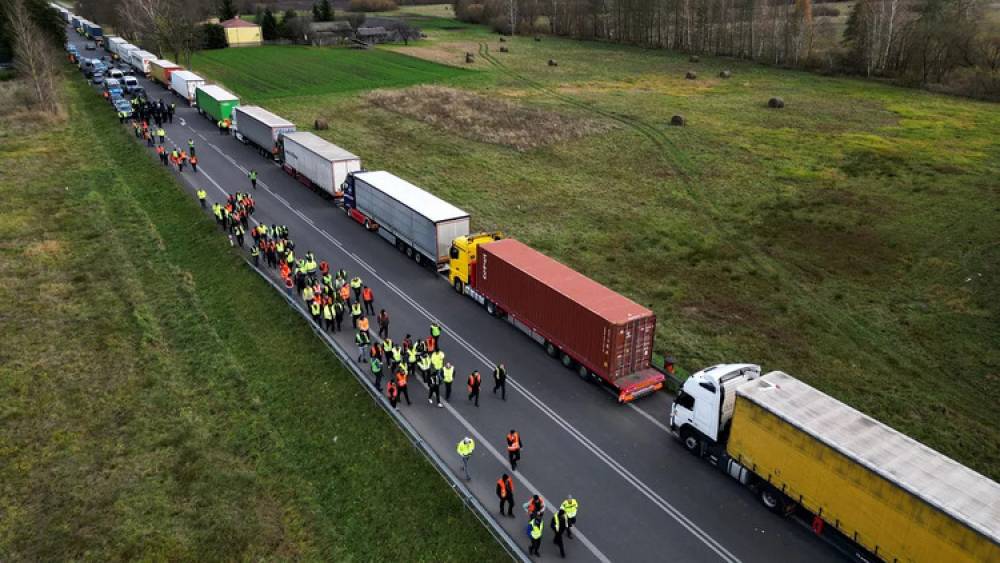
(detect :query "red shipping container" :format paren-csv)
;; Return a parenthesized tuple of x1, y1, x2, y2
(476, 239, 662, 396)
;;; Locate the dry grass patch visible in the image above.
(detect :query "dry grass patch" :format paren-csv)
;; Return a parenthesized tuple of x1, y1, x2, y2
(366, 85, 614, 150)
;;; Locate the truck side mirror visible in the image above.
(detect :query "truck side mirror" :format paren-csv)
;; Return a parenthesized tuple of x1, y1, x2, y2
(449, 246, 459, 260)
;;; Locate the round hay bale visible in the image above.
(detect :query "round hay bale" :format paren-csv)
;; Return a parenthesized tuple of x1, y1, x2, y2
(499, 46, 509, 53)
(767, 97, 785, 109)
(499, 36, 507, 42)
(314, 118, 329, 131)
(689, 55, 700, 63)
(719, 70, 732, 79)
(465, 52, 475, 64)
(685, 71, 697, 80)
(548, 59, 558, 67)
(670, 114, 686, 126)
(534, 35, 541, 42)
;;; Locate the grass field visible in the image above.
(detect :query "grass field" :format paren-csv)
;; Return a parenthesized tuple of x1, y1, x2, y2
(0, 74, 506, 559)
(191, 45, 475, 100)
(187, 15, 1000, 480)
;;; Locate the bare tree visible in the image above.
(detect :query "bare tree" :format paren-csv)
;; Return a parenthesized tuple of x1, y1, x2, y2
(6, 0, 60, 112)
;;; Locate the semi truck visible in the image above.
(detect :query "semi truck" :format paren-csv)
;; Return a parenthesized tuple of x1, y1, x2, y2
(83, 22, 103, 41)
(670, 365, 1000, 562)
(342, 171, 470, 267)
(232, 105, 296, 158)
(149, 59, 180, 87)
(116, 44, 139, 63)
(280, 132, 361, 199)
(169, 70, 205, 105)
(128, 50, 157, 76)
(195, 85, 239, 123)
(450, 236, 665, 402)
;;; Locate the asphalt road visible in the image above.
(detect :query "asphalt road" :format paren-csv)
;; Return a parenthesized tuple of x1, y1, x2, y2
(69, 30, 845, 563)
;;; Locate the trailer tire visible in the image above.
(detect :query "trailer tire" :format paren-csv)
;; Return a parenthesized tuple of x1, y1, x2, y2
(363, 219, 371, 230)
(560, 352, 573, 368)
(760, 486, 785, 513)
(545, 342, 558, 357)
(405, 245, 414, 259)
(577, 365, 591, 381)
(413, 252, 422, 266)
(486, 300, 497, 316)
(453, 279, 464, 294)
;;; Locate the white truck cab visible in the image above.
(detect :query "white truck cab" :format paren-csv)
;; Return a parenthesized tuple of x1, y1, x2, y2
(670, 363, 761, 453)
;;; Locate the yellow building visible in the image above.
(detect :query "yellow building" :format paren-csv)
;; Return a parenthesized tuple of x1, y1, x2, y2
(221, 17, 261, 48)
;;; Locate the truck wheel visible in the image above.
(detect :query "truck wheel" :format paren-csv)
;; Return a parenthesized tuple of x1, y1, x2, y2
(545, 342, 558, 357)
(680, 427, 703, 455)
(760, 486, 785, 513)
(413, 252, 422, 266)
(364, 219, 371, 230)
(560, 352, 573, 368)
(577, 365, 591, 381)
(405, 245, 414, 259)
(453, 279, 464, 294)
(486, 300, 497, 316)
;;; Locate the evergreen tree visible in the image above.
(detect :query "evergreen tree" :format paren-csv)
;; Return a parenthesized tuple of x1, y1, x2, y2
(313, 3, 322, 21)
(218, 0, 237, 21)
(260, 9, 278, 40)
(320, 0, 333, 21)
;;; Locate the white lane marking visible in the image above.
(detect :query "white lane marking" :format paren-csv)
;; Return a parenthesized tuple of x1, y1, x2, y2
(629, 402, 672, 433)
(201, 132, 738, 562)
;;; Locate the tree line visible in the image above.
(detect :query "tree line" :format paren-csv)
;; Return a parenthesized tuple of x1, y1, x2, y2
(454, 0, 1000, 99)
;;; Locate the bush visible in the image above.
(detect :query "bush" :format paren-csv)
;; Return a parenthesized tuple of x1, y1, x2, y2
(459, 3, 485, 23)
(349, 0, 398, 12)
(813, 5, 841, 17)
(489, 15, 511, 34)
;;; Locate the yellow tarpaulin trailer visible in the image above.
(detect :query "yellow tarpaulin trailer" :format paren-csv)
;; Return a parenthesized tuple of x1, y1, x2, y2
(729, 372, 1000, 563)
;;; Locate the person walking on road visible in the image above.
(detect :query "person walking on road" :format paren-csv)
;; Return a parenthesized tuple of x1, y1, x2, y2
(377, 309, 389, 339)
(526, 495, 545, 520)
(197, 189, 207, 208)
(350, 301, 362, 328)
(457, 437, 475, 481)
(467, 370, 482, 407)
(362, 285, 374, 315)
(395, 366, 411, 405)
(248, 169, 257, 190)
(443, 362, 455, 402)
(251, 244, 260, 267)
(560, 496, 578, 539)
(333, 300, 344, 332)
(427, 366, 442, 407)
(493, 362, 508, 400)
(551, 508, 568, 558)
(350, 276, 362, 302)
(387, 379, 399, 410)
(188, 138, 195, 157)
(528, 514, 544, 556)
(157, 127, 165, 144)
(355, 330, 370, 363)
(430, 321, 442, 347)
(370, 355, 383, 390)
(190, 154, 198, 173)
(506, 429, 522, 471)
(496, 473, 515, 517)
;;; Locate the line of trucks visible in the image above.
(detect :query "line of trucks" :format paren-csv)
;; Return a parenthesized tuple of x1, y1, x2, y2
(57, 7, 1000, 562)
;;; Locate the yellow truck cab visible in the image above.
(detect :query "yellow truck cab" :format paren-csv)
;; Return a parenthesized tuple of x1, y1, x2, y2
(448, 231, 503, 294)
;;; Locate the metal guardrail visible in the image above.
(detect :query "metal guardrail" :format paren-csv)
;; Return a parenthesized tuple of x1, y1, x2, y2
(244, 259, 531, 563)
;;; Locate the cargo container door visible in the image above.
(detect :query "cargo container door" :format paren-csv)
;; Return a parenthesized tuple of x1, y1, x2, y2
(609, 315, 655, 381)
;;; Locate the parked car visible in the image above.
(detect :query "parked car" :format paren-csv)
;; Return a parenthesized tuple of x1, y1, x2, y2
(85, 42, 96, 50)
(91, 72, 105, 85)
(130, 86, 147, 100)
(108, 68, 124, 81)
(104, 78, 123, 98)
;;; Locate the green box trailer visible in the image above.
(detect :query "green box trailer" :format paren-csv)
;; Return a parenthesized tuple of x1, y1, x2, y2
(195, 85, 239, 122)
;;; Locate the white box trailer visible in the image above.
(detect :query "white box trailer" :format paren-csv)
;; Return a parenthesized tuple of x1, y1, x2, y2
(128, 50, 157, 75)
(342, 171, 470, 266)
(279, 132, 361, 198)
(104, 35, 124, 54)
(232, 105, 296, 158)
(169, 70, 205, 105)
(116, 43, 139, 60)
